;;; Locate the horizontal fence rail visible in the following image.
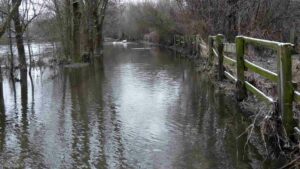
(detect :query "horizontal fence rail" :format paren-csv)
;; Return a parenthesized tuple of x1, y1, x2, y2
(173, 35, 202, 56)
(244, 59, 278, 82)
(243, 36, 282, 50)
(208, 34, 299, 137)
(224, 43, 236, 53)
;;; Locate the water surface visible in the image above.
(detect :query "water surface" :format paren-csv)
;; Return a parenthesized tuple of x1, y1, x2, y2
(0, 43, 283, 168)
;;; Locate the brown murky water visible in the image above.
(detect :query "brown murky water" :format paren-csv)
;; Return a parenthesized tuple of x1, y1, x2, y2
(0, 43, 284, 168)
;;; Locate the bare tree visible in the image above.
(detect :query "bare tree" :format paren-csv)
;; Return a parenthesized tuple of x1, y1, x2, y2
(0, 0, 22, 38)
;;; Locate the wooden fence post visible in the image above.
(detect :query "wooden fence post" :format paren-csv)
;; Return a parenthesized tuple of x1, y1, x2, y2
(236, 36, 247, 101)
(190, 36, 193, 54)
(208, 36, 214, 66)
(192, 36, 195, 55)
(187, 35, 192, 54)
(216, 34, 225, 80)
(194, 36, 197, 55)
(279, 43, 295, 137)
(196, 35, 200, 56)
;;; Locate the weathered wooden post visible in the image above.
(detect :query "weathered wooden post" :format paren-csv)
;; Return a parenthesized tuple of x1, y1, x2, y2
(195, 35, 197, 55)
(190, 36, 193, 54)
(192, 36, 194, 55)
(278, 43, 295, 137)
(216, 34, 225, 80)
(236, 36, 247, 101)
(194, 36, 197, 55)
(188, 36, 191, 53)
(196, 35, 200, 56)
(208, 36, 214, 66)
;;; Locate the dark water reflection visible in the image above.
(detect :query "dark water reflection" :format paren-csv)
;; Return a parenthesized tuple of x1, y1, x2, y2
(0, 44, 283, 168)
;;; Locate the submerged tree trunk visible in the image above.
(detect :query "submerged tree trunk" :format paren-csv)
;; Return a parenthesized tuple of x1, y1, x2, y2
(12, 0, 26, 71)
(8, 23, 14, 79)
(64, 0, 72, 59)
(72, 0, 82, 62)
(84, 0, 95, 59)
(95, 0, 108, 56)
(95, 16, 103, 56)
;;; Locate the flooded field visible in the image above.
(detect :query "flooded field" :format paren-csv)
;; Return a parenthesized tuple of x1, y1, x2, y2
(0, 43, 284, 168)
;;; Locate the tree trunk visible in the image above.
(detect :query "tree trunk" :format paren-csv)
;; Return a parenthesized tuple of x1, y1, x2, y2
(72, 0, 82, 62)
(226, 0, 239, 41)
(95, 19, 103, 56)
(0, 0, 22, 38)
(95, 0, 108, 56)
(12, 0, 26, 71)
(8, 23, 14, 79)
(64, 0, 72, 59)
(85, 0, 95, 58)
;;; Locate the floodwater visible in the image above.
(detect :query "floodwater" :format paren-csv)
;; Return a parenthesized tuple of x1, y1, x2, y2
(0, 43, 284, 168)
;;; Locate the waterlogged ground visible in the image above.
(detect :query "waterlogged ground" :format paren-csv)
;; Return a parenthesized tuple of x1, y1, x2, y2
(0, 43, 285, 168)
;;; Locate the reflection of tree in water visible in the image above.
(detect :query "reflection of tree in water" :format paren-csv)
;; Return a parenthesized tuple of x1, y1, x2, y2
(8, 76, 17, 105)
(17, 69, 46, 168)
(92, 61, 107, 168)
(18, 70, 30, 167)
(107, 96, 128, 169)
(58, 68, 67, 134)
(29, 67, 35, 116)
(0, 67, 6, 153)
(55, 67, 70, 168)
(69, 67, 91, 168)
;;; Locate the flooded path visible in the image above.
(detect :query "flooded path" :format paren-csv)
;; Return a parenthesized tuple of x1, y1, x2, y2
(0, 43, 283, 168)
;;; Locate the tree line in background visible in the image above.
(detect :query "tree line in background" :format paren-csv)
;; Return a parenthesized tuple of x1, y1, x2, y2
(0, 0, 299, 71)
(14, 0, 296, 91)
(104, 0, 299, 50)
(46, 0, 109, 62)
(0, 0, 109, 67)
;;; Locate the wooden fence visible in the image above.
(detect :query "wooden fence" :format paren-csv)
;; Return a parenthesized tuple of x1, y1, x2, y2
(173, 33, 300, 138)
(173, 35, 202, 55)
(207, 34, 300, 137)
